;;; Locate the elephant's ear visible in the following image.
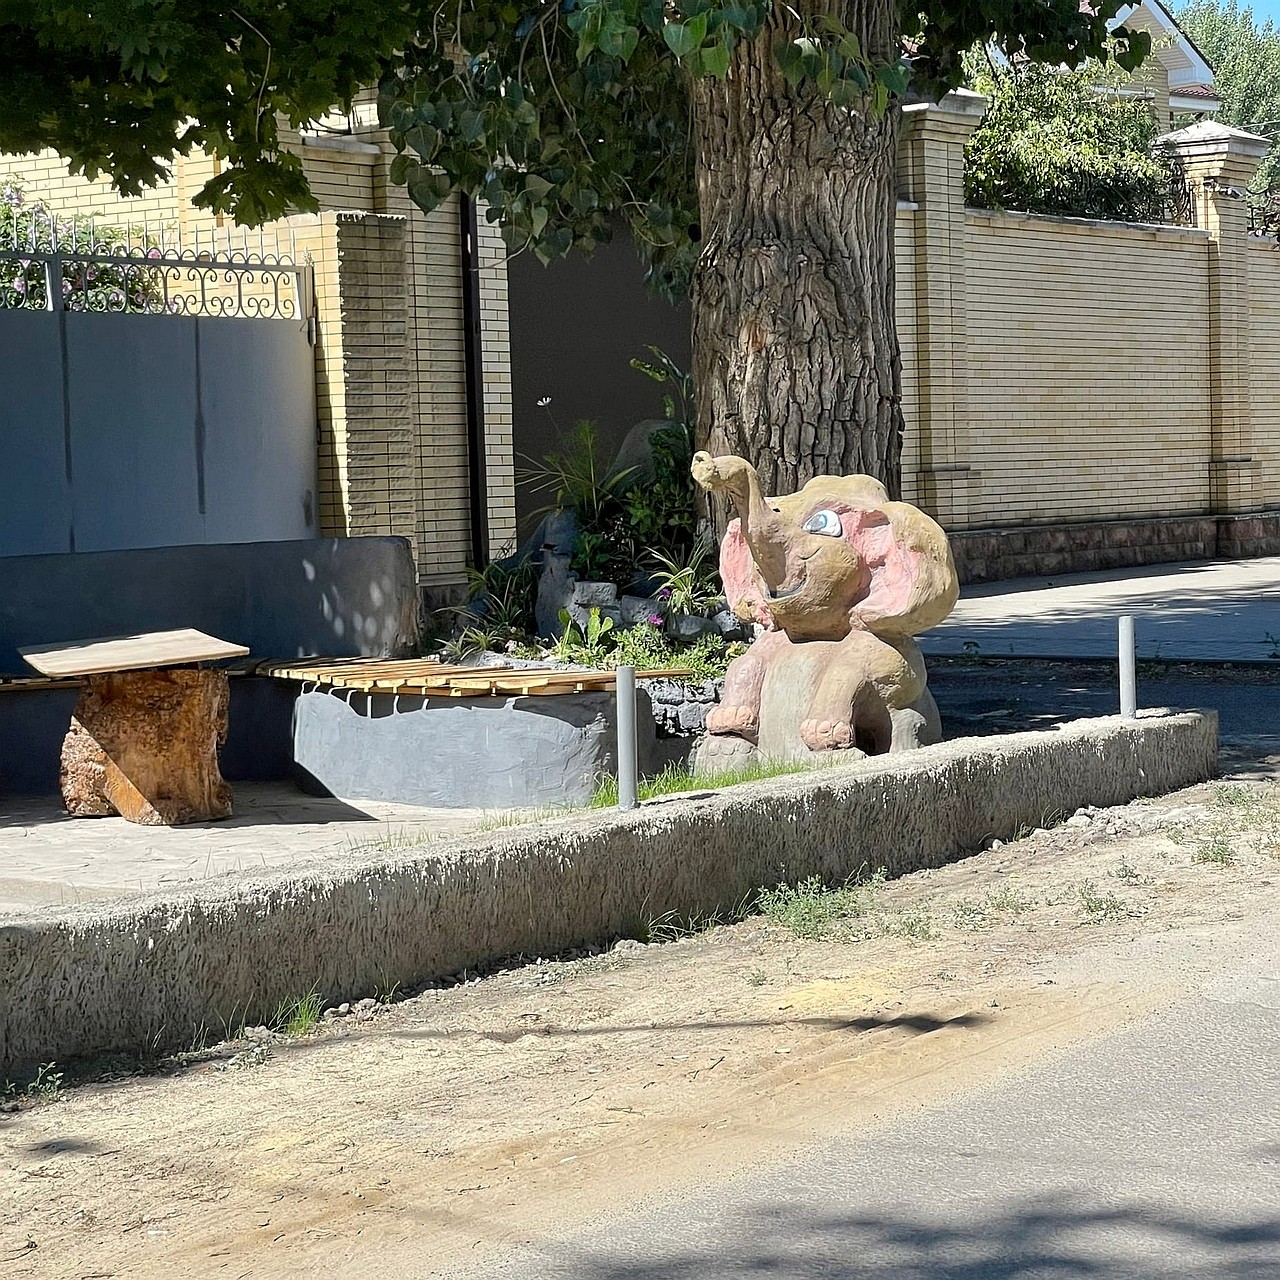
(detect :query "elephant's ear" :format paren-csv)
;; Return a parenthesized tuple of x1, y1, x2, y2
(721, 518, 775, 630)
(845, 503, 958, 637)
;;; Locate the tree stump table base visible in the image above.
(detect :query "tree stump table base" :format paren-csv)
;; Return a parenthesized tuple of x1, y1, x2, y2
(60, 668, 233, 825)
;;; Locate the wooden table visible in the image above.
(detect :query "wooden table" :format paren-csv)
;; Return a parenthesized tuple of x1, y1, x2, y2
(20, 629, 249, 826)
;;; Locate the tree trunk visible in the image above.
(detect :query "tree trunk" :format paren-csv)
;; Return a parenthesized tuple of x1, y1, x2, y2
(691, 1, 904, 501)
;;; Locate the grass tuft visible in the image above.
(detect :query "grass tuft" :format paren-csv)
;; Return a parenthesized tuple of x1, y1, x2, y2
(1077, 880, 1130, 924)
(755, 869, 935, 942)
(273, 988, 325, 1038)
(592, 756, 830, 808)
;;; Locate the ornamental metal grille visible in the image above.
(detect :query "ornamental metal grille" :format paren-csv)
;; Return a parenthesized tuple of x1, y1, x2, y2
(0, 209, 307, 320)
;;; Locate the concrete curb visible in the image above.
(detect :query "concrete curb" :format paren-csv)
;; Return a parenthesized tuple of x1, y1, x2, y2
(0, 711, 1217, 1074)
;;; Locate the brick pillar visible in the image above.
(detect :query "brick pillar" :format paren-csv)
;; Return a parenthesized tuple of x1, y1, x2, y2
(328, 212, 419, 545)
(1162, 121, 1269, 514)
(898, 89, 987, 529)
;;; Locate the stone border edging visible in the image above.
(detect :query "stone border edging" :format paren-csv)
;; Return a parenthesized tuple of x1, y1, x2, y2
(0, 711, 1217, 1074)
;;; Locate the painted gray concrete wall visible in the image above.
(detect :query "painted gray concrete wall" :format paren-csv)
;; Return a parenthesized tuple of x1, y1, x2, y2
(0, 310, 316, 556)
(0, 535, 419, 675)
(293, 687, 658, 808)
(507, 226, 691, 535)
(0, 710, 1217, 1072)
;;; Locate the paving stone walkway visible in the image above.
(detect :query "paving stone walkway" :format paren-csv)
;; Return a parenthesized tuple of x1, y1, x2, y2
(0, 783, 494, 913)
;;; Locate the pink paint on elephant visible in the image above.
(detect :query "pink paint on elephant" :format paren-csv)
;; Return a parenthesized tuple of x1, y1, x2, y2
(839, 507, 923, 631)
(690, 451, 959, 764)
(720, 519, 774, 628)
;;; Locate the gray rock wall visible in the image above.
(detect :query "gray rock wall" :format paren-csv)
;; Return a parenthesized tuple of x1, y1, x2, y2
(0, 711, 1217, 1073)
(293, 688, 657, 808)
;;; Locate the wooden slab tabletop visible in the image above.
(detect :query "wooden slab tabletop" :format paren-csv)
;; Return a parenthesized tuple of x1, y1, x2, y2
(20, 629, 249, 678)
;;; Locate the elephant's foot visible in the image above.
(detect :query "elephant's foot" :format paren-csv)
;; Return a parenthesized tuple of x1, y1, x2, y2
(800, 718, 866, 754)
(706, 703, 759, 742)
(694, 732, 759, 774)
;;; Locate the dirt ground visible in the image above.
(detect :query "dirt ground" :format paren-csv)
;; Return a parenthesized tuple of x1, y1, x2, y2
(3, 777, 1279, 1280)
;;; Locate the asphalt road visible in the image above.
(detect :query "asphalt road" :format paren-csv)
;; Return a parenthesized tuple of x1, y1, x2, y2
(445, 916, 1280, 1280)
(432, 652, 1280, 1280)
(928, 658, 1280, 775)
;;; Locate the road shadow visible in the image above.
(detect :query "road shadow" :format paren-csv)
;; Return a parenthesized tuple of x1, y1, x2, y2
(348, 1010, 986, 1046)
(509, 1192, 1280, 1278)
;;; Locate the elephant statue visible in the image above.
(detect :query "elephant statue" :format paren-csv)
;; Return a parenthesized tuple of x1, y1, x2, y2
(691, 452, 959, 766)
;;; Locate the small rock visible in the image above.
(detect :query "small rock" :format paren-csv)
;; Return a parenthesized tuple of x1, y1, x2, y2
(1066, 814, 1092, 828)
(711, 609, 744, 638)
(643, 678, 685, 706)
(572, 580, 619, 608)
(355, 998, 377, 1012)
(667, 613, 716, 641)
(677, 702, 708, 731)
(621, 595, 664, 626)
(337, 1002, 351, 1016)
(613, 938, 646, 955)
(1031, 827, 1049, 838)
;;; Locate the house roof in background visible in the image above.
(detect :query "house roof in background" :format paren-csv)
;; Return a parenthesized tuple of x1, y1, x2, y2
(1116, 0, 1217, 90)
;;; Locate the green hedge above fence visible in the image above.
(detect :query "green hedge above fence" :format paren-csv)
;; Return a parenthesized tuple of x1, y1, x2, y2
(965, 64, 1182, 224)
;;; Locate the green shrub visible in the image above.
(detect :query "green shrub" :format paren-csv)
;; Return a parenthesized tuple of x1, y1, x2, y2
(965, 63, 1178, 224)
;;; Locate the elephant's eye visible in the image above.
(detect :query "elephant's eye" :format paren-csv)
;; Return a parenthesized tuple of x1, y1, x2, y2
(802, 509, 843, 538)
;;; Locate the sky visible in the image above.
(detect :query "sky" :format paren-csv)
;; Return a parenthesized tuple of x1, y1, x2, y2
(1217, 0, 1280, 26)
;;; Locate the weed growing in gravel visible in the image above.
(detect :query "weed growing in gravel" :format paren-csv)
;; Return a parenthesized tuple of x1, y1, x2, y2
(757, 870, 887, 941)
(1192, 826, 1236, 866)
(746, 968, 768, 987)
(273, 988, 324, 1038)
(985, 884, 1031, 915)
(2, 1062, 63, 1105)
(1077, 880, 1130, 924)
(877, 908, 935, 941)
(950, 899, 989, 931)
(756, 870, 935, 942)
(949, 884, 1031, 932)
(1112, 858, 1141, 883)
(1168, 783, 1280, 865)
(643, 908, 727, 943)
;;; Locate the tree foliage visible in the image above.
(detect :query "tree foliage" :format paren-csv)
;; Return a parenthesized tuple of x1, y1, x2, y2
(965, 61, 1177, 223)
(0, 1, 1151, 285)
(1176, 0, 1280, 191)
(0, 1, 413, 224)
(377, 0, 1150, 298)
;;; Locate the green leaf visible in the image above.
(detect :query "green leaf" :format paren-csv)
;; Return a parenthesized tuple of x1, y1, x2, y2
(663, 21, 700, 59)
(524, 172, 555, 200)
(459, 109, 486, 145)
(406, 165, 453, 214)
(403, 123, 440, 160)
(700, 42, 730, 77)
(600, 19, 641, 63)
(876, 60, 911, 97)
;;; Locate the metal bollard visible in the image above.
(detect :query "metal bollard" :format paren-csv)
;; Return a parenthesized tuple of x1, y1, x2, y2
(1118, 615, 1137, 719)
(616, 664, 638, 809)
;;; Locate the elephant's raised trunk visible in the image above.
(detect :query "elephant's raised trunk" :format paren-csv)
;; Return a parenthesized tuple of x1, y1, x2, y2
(691, 451, 787, 587)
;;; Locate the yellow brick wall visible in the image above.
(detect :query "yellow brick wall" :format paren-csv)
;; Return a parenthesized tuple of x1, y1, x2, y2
(0, 150, 180, 225)
(477, 219, 518, 558)
(959, 210, 1211, 525)
(894, 206, 920, 506)
(1248, 240, 1280, 509)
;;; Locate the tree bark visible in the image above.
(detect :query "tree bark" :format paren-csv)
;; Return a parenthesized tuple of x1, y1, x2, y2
(61, 668, 233, 825)
(691, 0, 904, 501)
